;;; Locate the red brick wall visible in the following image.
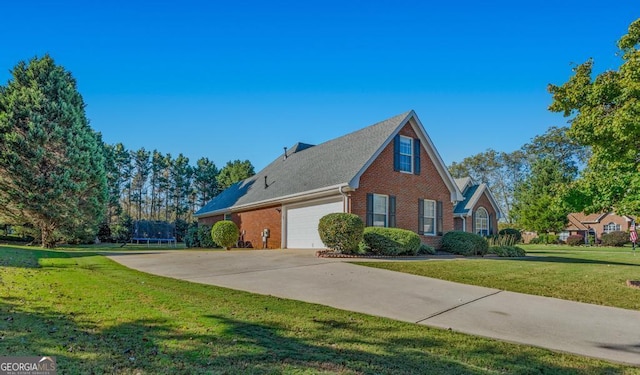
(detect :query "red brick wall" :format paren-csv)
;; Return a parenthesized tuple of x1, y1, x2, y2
(233, 206, 282, 249)
(350, 122, 454, 248)
(197, 206, 282, 249)
(199, 215, 224, 226)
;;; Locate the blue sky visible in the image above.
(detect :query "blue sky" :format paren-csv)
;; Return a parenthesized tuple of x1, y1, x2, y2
(1, 1, 637, 170)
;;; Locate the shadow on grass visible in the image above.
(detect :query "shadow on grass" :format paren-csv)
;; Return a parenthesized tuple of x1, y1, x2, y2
(505, 256, 640, 267)
(0, 247, 96, 268)
(0, 297, 628, 375)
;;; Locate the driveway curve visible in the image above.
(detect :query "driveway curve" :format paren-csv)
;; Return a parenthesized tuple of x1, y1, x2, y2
(107, 249, 640, 366)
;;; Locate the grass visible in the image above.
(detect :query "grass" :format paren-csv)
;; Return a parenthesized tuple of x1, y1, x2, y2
(1, 245, 637, 374)
(358, 244, 640, 310)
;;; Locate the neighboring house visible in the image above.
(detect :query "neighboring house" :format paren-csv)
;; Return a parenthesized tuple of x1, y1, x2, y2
(195, 110, 464, 249)
(452, 177, 501, 236)
(560, 212, 635, 242)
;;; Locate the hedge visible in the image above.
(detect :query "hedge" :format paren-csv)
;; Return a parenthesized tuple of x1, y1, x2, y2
(360, 227, 421, 256)
(441, 231, 488, 256)
(566, 235, 584, 247)
(489, 245, 526, 257)
(601, 231, 629, 247)
(318, 213, 364, 254)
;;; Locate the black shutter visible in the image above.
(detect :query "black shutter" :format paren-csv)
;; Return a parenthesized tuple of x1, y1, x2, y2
(389, 196, 396, 228)
(488, 213, 493, 235)
(436, 201, 443, 236)
(393, 135, 400, 171)
(414, 139, 421, 175)
(418, 199, 424, 235)
(366, 193, 374, 227)
(470, 211, 475, 234)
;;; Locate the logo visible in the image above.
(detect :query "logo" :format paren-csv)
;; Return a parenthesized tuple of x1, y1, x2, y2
(0, 356, 56, 375)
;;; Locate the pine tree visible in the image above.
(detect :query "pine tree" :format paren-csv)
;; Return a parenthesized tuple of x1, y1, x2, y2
(0, 55, 107, 247)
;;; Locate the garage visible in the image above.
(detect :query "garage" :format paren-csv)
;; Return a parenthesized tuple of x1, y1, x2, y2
(285, 198, 344, 249)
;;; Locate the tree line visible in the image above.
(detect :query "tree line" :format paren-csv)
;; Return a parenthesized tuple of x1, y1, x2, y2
(0, 54, 255, 247)
(101, 145, 254, 241)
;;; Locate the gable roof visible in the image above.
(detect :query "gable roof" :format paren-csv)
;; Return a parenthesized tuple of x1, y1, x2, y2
(196, 111, 463, 217)
(453, 178, 503, 219)
(566, 212, 634, 230)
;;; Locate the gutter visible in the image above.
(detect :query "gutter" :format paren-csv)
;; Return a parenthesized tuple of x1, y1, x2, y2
(195, 183, 351, 218)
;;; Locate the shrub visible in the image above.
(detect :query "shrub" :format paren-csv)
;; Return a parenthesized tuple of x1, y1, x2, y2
(601, 231, 629, 247)
(417, 243, 436, 255)
(566, 235, 584, 247)
(361, 227, 421, 256)
(184, 222, 200, 248)
(211, 221, 238, 250)
(441, 231, 488, 256)
(197, 224, 216, 248)
(487, 234, 519, 247)
(530, 233, 560, 245)
(318, 213, 364, 254)
(498, 228, 522, 243)
(489, 245, 526, 257)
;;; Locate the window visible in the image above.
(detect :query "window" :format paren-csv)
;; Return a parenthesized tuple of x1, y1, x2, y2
(559, 231, 570, 241)
(603, 222, 620, 233)
(422, 200, 436, 235)
(224, 213, 232, 221)
(373, 194, 388, 227)
(399, 136, 413, 173)
(475, 207, 489, 236)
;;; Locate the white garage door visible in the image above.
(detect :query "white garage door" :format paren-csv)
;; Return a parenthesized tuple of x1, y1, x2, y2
(286, 199, 344, 249)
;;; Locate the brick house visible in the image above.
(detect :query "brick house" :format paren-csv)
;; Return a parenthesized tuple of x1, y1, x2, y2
(195, 110, 468, 249)
(452, 177, 501, 235)
(560, 212, 635, 243)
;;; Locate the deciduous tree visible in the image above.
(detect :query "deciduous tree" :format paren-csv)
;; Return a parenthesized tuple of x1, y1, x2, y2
(548, 18, 640, 215)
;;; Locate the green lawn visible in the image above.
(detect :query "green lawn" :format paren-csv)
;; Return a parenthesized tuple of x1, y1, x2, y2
(1, 245, 637, 374)
(358, 245, 640, 310)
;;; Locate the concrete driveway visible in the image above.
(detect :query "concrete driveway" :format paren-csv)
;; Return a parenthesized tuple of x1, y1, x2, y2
(107, 249, 640, 366)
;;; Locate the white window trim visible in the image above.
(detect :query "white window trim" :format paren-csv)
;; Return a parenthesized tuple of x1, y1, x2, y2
(475, 207, 489, 236)
(373, 193, 388, 227)
(399, 135, 413, 174)
(603, 222, 620, 233)
(422, 199, 436, 236)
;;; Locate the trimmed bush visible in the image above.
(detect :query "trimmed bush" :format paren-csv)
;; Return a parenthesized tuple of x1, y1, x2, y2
(417, 243, 436, 255)
(441, 231, 488, 256)
(601, 231, 629, 247)
(566, 235, 584, 247)
(211, 221, 239, 250)
(361, 227, 421, 256)
(498, 228, 522, 243)
(489, 245, 526, 257)
(318, 213, 364, 254)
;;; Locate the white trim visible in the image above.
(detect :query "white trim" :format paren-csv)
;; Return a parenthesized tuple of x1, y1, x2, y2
(398, 135, 414, 174)
(372, 193, 389, 227)
(464, 183, 503, 220)
(349, 110, 463, 203)
(422, 199, 436, 236)
(195, 183, 350, 218)
(475, 207, 489, 235)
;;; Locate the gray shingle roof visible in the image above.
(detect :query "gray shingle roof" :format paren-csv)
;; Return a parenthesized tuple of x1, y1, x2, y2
(196, 111, 413, 216)
(454, 184, 479, 215)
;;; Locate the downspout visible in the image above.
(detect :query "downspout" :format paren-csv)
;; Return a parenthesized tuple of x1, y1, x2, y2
(339, 185, 350, 213)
